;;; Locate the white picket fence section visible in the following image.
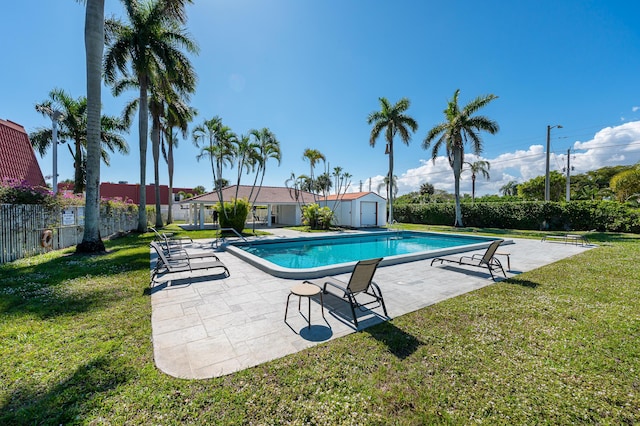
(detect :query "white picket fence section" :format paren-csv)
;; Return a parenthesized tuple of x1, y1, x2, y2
(1, 204, 137, 264)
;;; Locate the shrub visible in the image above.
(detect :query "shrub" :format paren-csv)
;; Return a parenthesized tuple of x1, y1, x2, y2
(302, 203, 334, 230)
(0, 178, 53, 206)
(218, 198, 249, 233)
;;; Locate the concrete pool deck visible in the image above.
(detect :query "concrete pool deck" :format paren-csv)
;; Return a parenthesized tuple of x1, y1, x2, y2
(150, 229, 594, 379)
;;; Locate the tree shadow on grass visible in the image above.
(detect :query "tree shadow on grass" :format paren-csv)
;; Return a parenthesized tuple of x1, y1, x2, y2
(0, 234, 152, 319)
(0, 354, 133, 425)
(506, 278, 539, 288)
(364, 321, 423, 360)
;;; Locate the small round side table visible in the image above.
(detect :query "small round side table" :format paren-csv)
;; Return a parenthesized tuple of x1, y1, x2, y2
(285, 283, 325, 329)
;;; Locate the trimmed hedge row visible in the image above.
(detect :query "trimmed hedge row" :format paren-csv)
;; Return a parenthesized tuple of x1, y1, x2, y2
(394, 201, 640, 233)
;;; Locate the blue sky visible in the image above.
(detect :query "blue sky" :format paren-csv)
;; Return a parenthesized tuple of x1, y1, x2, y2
(2, 0, 640, 196)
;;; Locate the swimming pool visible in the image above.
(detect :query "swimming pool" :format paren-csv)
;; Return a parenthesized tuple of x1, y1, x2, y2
(226, 231, 502, 279)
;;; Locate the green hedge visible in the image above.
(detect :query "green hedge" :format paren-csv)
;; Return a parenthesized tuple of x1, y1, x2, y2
(394, 201, 640, 232)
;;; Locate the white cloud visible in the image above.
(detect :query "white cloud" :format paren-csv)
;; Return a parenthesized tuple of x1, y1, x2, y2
(632, 106, 640, 112)
(390, 121, 640, 197)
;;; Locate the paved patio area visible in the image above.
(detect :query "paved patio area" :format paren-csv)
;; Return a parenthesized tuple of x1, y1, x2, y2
(150, 229, 593, 379)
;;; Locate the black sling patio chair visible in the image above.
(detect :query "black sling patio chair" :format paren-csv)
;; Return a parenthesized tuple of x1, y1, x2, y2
(430, 239, 506, 281)
(150, 242, 229, 284)
(304, 257, 387, 327)
(149, 226, 193, 249)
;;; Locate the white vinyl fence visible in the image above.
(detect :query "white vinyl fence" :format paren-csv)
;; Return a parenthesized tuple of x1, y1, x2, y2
(0, 204, 137, 264)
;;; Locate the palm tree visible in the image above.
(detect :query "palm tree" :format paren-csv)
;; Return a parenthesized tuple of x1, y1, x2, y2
(420, 182, 435, 196)
(149, 65, 196, 228)
(367, 97, 418, 224)
(377, 175, 398, 204)
(193, 116, 235, 215)
(316, 172, 333, 197)
(104, 0, 198, 232)
(464, 160, 490, 202)
(423, 90, 499, 227)
(32, 89, 129, 194)
(162, 101, 196, 224)
(247, 128, 281, 207)
(77, 0, 105, 253)
(331, 166, 352, 197)
(332, 166, 343, 195)
(302, 148, 326, 202)
(500, 180, 519, 197)
(231, 133, 260, 209)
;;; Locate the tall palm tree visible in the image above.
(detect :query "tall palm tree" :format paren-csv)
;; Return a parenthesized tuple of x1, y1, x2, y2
(231, 133, 260, 210)
(162, 101, 196, 224)
(77, 0, 105, 253)
(247, 128, 281, 207)
(464, 160, 490, 202)
(302, 148, 325, 203)
(332, 166, 343, 195)
(104, 0, 198, 232)
(423, 90, 499, 227)
(32, 89, 129, 194)
(193, 116, 235, 215)
(331, 166, 352, 198)
(367, 97, 418, 224)
(149, 64, 196, 228)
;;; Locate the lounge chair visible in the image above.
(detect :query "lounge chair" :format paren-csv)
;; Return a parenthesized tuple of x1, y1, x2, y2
(541, 233, 590, 245)
(149, 226, 193, 248)
(150, 241, 221, 274)
(304, 257, 387, 327)
(150, 241, 229, 284)
(430, 239, 506, 281)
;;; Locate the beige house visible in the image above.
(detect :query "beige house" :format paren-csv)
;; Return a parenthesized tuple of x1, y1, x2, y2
(181, 185, 388, 229)
(181, 185, 316, 229)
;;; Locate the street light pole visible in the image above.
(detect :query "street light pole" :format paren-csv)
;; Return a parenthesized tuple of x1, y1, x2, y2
(545, 124, 562, 201)
(52, 116, 59, 195)
(36, 105, 65, 195)
(50, 110, 65, 195)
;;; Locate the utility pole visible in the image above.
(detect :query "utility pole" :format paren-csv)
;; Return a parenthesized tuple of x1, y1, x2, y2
(545, 124, 563, 201)
(565, 148, 572, 202)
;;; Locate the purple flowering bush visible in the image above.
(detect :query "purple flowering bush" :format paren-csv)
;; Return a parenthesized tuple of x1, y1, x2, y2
(1, 178, 137, 216)
(0, 178, 53, 205)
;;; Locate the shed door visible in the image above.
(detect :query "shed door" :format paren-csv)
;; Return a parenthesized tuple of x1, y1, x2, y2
(360, 201, 377, 227)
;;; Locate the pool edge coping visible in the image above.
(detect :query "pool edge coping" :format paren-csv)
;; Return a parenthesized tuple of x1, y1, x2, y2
(224, 231, 511, 279)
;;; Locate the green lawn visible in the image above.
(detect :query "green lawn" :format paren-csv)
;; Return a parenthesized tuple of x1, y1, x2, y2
(1, 226, 638, 424)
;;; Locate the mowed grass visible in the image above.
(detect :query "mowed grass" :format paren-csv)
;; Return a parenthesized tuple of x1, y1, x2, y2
(0, 226, 638, 424)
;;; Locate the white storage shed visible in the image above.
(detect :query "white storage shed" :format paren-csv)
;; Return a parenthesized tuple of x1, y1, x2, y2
(320, 192, 387, 228)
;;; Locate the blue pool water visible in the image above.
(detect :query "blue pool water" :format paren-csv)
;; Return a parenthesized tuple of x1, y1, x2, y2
(226, 231, 498, 278)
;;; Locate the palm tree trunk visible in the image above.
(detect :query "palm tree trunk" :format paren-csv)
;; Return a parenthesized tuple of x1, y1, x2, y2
(167, 136, 174, 224)
(74, 140, 84, 194)
(388, 140, 394, 224)
(137, 80, 149, 233)
(471, 174, 476, 203)
(78, 0, 105, 253)
(453, 149, 464, 227)
(152, 117, 163, 228)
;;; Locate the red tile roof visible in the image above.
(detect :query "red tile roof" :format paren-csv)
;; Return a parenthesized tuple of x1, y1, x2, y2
(324, 191, 384, 201)
(0, 119, 45, 187)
